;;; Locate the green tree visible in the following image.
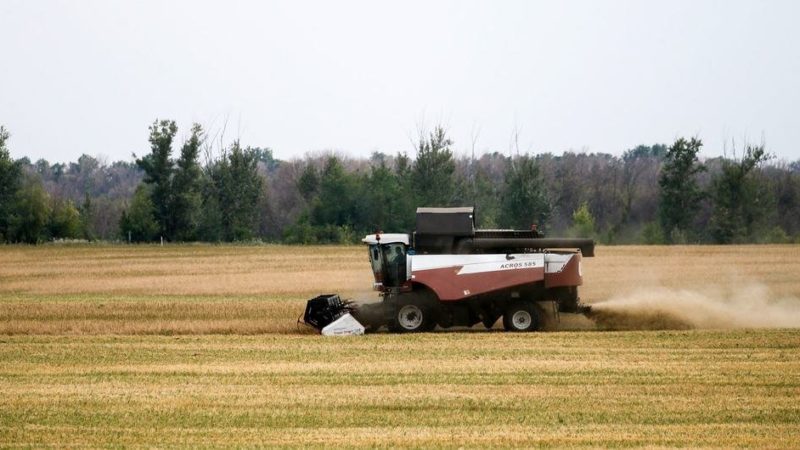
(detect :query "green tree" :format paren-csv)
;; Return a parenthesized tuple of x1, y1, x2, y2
(362, 156, 404, 233)
(499, 156, 551, 230)
(135, 120, 178, 239)
(297, 164, 320, 202)
(197, 182, 223, 242)
(133, 120, 206, 241)
(709, 145, 773, 243)
(282, 212, 318, 244)
(48, 199, 83, 239)
(393, 152, 417, 231)
(640, 221, 666, 244)
(205, 142, 265, 241)
(8, 177, 51, 244)
(412, 126, 455, 206)
(0, 126, 22, 241)
(310, 156, 359, 231)
(658, 137, 705, 243)
(119, 185, 159, 242)
(171, 124, 203, 240)
(567, 201, 596, 238)
(80, 193, 94, 240)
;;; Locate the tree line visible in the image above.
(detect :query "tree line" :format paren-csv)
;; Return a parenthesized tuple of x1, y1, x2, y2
(1, 121, 799, 245)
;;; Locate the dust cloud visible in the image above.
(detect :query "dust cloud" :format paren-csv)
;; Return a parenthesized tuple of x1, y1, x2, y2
(589, 283, 800, 330)
(343, 292, 384, 331)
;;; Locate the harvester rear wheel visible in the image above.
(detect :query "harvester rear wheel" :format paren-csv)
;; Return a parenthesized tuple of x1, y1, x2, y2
(503, 302, 540, 332)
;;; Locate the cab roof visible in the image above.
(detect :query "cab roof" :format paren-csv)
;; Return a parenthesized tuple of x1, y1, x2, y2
(361, 233, 410, 245)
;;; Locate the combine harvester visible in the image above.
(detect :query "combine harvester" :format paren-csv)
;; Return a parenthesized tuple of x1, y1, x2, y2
(303, 207, 594, 334)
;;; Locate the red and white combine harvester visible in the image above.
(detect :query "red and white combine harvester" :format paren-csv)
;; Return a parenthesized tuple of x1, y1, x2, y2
(303, 207, 594, 334)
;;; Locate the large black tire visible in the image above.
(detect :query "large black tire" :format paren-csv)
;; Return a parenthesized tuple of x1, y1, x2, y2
(503, 302, 540, 332)
(388, 293, 438, 333)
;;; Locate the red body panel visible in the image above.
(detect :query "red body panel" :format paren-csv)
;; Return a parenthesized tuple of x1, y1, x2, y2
(544, 253, 583, 288)
(412, 266, 545, 301)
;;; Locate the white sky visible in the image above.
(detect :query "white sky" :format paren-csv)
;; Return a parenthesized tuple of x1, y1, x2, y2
(1, 0, 799, 163)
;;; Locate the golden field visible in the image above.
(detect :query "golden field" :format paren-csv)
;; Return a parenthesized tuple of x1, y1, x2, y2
(1, 244, 800, 447)
(2, 244, 799, 334)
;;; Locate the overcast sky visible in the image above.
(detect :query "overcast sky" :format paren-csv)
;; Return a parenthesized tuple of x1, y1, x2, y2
(1, 0, 799, 164)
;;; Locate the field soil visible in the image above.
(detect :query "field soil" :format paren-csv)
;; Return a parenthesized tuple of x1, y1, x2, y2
(1, 244, 799, 447)
(2, 244, 798, 334)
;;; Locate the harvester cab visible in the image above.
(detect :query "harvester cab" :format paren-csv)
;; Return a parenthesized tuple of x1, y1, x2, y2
(302, 206, 595, 334)
(362, 233, 410, 292)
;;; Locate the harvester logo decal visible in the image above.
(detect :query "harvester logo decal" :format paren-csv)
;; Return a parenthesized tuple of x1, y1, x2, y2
(498, 261, 538, 270)
(456, 258, 539, 275)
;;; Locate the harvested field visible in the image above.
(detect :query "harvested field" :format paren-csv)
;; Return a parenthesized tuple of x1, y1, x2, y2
(0, 245, 369, 335)
(1, 331, 799, 447)
(2, 244, 799, 334)
(1, 244, 800, 447)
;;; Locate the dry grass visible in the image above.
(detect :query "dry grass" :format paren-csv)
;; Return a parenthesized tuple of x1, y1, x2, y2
(0, 245, 372, 296)
(1, 244, 798, 334)
(581, 245, 800, 303)
(0, 244, 373, 334)
(1, 244, 800, 447)
(0, 297, 307, 335)
(1, 331, 799, 447)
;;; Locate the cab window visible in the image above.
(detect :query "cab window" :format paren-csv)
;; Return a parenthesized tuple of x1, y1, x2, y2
(381, 243, 407, 287)
(369, 245, 382, 274)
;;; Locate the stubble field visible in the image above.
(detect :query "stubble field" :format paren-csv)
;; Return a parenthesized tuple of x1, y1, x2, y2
(1, 244, 800, 447)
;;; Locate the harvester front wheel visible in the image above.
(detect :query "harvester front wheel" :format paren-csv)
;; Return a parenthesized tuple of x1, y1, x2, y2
(388, 295, 437, 333)
(503, 302, 540, 332)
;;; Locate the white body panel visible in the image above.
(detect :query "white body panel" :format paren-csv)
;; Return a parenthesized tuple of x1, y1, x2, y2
(411, 253, 545, 276)
(410, 253, 573, 277)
